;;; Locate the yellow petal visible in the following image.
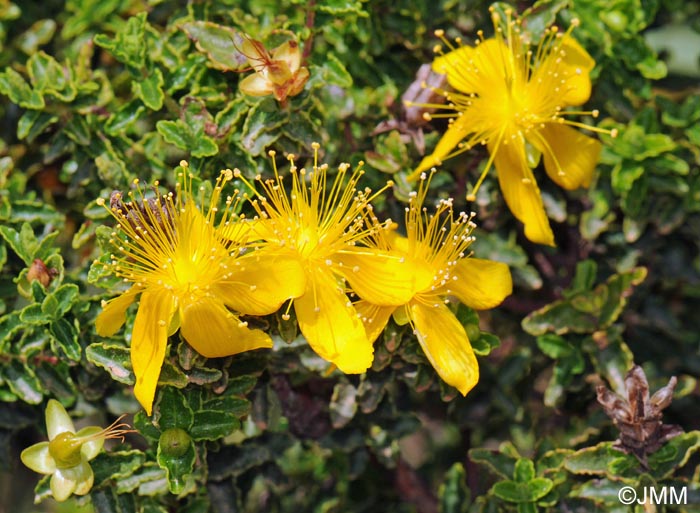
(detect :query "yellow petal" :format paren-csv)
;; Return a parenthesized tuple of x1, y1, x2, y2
(335, 247, 428, 305)
(410, 301, 479, 395)
(46, 399, 75, 439)
(413, 113, 471, 176)
(559, 36, 595, 106)
(239, 72, 273, 97)
(95, 286, 140, 337)
(77, 426, 104, 461)
(531, 123, 602, 190)
(432, 45, 476, 91)
(21, 442, 55, 474)
(72, 461, 94, 496)
(294, 269, 372, 373)
(214, 251, 306, 315)
(272, 40, 302, 73)
(131, 288, 176, 416)
(180, 296, 271, 358)
(491, 138, 555, 246)
(433, 39, 508, 95)
(51, 468, 79, 502)
(355, 300, 396, 343)
(449, 258, 512, 309)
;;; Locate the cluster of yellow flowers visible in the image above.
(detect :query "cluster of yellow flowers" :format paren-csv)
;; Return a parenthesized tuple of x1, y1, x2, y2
(95, 145, 512, 415)
(93, 6, 609, 416)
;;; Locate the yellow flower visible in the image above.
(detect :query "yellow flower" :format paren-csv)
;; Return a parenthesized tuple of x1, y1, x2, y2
(95, 163, 305, 415)
(238, 37, 310, 104)
(356, 173, 513, 395)
(233, 143, 418, 373)
(20, 399, 132, 502)
(408, 7, 616, 246)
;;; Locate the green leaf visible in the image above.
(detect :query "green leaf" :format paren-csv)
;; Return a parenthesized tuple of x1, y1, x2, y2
(322, 53, 353, 87)
(0, 67, 44, 109)
(469, 448, 516, 479)
(180, 21, 248, 71)
(50, 318, 81, 360)
(492, 478, 553, 503)
(91, 450, 147, 487)
(154, 387, 193, 431)
(536, 335, 574, 359)
(20, 303, 50, 324)
(522, 268, 647, 336)
(10, 201, 63, 225)
(18, 19, 56, 55)
(4, 360, 43, 404)
(17, 110, 58, 142)
(329, 381, 358, 428)
(27, 51, 76, 102)
(156, 119, 189, 150)
(648, 431, 700, 480)
(93, 12, 147, 71)
(514, 459, 536, 482)
(35, 361, 77, 402)
(0, 312, 22, 346)
(0, 223, 33, 265)
(85, 343, 135, 384)
(156, 118, 218, 158)
(439, 463, 470, 513)
(133, 68, 164, 110)
(49, 284, 79, 317)
(105, 99, 146, 135)
(190, 410, 240, 441)
(64, 115, 91, 145)
(564, 443, 630, 476)
(316, 0, 368, 15)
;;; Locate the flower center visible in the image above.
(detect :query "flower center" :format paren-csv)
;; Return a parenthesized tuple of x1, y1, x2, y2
(48, 432, 83, 468)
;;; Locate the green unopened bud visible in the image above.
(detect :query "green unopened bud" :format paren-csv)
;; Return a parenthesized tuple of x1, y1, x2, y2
(159, 428, 191, 458)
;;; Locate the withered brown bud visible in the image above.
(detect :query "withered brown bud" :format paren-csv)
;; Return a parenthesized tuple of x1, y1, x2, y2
(597, 365, 683, 467)
(27, 258, 58, 287)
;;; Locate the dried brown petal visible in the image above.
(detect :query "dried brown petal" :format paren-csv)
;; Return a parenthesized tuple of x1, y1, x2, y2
(596, 365, 682, 467)
(27, 258, 58, 287)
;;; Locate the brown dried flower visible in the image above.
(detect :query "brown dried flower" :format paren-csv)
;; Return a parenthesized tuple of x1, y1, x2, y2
(597, 365, 683, 467)
(27, 258, 59, 287)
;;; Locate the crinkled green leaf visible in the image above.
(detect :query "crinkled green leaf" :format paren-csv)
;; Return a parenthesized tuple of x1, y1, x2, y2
(105, 99, 146, 135)
(154, 387, 193, 431)
(133, 68, 164, 110)
(50, 318, 81, 360)
(492, 477, 553, 503)
(93, 12, 147, 71)
(180, 21, 248, 71)
(18, 18, 56, 55)
(0, 67, 44, 109)
(91, 450, 147, 487)
(469, 448, 516, 480)
(85, 343, 134, 385)
(439, 463, 470, 513)
(522, 268, 647, 336)
(4, 360, 43, 404)
(322, 53, 353, 88)
(27, 51, 76, 102)
(17, 110, 58, 142)
(190, 410, 240, 441)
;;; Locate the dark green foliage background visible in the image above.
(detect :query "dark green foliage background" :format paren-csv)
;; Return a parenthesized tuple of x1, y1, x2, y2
(0, 0, 699, 512)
